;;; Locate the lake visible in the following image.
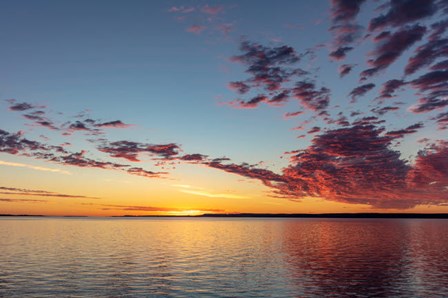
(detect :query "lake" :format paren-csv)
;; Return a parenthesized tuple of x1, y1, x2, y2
(1, 217, 448, 297)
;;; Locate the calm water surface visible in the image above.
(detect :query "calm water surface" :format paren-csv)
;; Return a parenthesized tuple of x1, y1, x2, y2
(1, 217, 448, 297)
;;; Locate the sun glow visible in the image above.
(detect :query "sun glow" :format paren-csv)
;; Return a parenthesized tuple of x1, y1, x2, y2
(167, 209, 211, 216)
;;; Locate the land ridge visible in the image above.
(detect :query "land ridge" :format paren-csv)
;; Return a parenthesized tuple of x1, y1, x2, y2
(2, 213, 448, 218)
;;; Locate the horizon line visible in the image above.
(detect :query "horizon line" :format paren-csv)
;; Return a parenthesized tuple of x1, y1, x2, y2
(2, 213, 448, 219)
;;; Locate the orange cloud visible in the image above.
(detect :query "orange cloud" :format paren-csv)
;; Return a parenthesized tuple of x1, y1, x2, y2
(0, 160, 70, 175)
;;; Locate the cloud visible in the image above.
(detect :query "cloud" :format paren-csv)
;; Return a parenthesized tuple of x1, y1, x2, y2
(330, 34, 358, 60)
(228, 81, 250, 94)
(307, 126, 321, 134)
(20, 109, 59, 131)
(99, 204, 178, 212)
(432, 112, 448, 130)
(385, 122, 424, 139)
(228, 95, 270, 109)
(409, 98, 448, 113)
(97, 141, 143, 162)
(169, 4, 232, 38)
(206, 160, 286, 187)
(352, 116, 385, 126)
(127, 167, 165, 178)
(98, 140, 180, 162)
(273, 125, 448, 208)
(325, 114, 350, 126)
(0, 186, 55, 194)
(168, 6, 195, 13)
(180, 189, 247, 199)
(369, 0, 437, 31)
(0, 198, 48, 203)
(179, 153, 208, 162)
(68, 121, 91, 131)
(228, 93, 290, 109)
(9, 102, 36, 111)
(329, 0, 366, 60)
(27, 120, 59, 131)
(231, 41, 302, 92)
(430, 59, 448, 71)
(187, 25, 206, 34)
(405, 38, 448, 75)
(0, 129, 57, 154)
(408, 70, 448, 113)
(361, 25, 426, 79)
(0, 128, 165, 180)
(271, 91, 291, 104)
(201, 5, 224, 15)
(373, 30, 391, 41)
(0, 186, 98, 199)
(371, 106, 400, 115)
(349, 83, 375, 102)
(274, 125, 409, 205)
(5, 100, 59, 131)
(227, 41, 331, 112)
(49, 150, 124, 169)
(218, 23, 233, 36)
(188, 123, 446, 209)
(428, 19, 448, 40)
(410, 70, 448, 88)
(331, 0, 366, 23)
(6, 100, 132, 134)
(94, 120, 133, 129)
(97, 203, 224, 213)
(330, 46, 354, 61)
(0, 160, 70, 175)
(377, 79, 406, 100)
(292, 81, 330, 111)
(339, 64, 355, 77)
(406, 140, 448, 199)
(63, 118, 132, 135)
(283, 111, 304, 119)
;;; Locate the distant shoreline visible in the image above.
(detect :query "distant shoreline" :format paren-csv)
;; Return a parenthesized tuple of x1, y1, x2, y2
(2, 213, 448, 219)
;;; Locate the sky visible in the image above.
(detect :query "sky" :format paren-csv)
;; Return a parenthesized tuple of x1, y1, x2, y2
(1, 0, 448, 216)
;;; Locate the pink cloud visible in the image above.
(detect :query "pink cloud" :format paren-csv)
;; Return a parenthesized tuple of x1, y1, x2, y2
(201, 5, 224, 15)
(186, 25, 206, 34)
(168, 6, 195, 13)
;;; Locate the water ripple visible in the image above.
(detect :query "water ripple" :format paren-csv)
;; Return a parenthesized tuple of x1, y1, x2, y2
(1, 218, 448, 297)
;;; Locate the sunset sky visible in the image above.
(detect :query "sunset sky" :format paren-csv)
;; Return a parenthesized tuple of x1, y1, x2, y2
(1, 0, 448, 216)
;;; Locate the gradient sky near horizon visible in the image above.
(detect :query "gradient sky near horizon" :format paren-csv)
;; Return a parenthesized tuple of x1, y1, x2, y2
(1, 0, 448, 216)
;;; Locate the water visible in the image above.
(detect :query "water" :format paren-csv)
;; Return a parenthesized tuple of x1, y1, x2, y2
(1, 217, 448, 297)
